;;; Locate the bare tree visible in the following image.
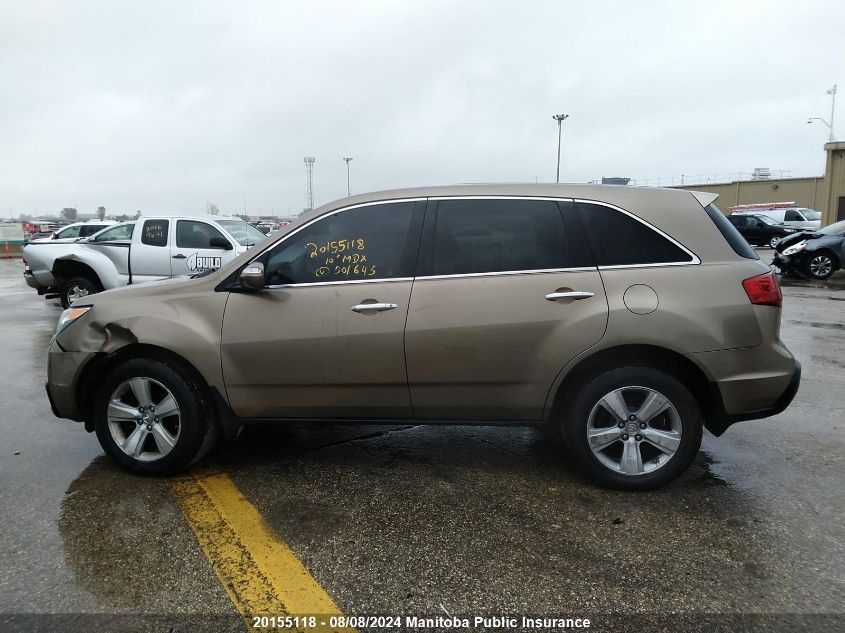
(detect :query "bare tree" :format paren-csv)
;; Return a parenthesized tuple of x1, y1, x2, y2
(97, 206, 106, 220)
(61, 207, 78, 222)
(206, 202, 221, 215)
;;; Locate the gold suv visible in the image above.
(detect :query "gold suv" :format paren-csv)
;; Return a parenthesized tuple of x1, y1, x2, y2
(45, 185, 800, 489)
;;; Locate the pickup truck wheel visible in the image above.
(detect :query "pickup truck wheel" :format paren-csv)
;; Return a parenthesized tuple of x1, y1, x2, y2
(60, 276, 101, 308)
(561, 367, 703, 490)
(92, 358, 216, 475)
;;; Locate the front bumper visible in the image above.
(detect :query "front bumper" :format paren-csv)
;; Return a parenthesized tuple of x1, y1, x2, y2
(47, 338, 95, 421)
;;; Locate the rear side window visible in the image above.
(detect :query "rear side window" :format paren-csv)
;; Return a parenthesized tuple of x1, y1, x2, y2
(142, 220, 169, 247)
(728, 216, 745, 227)
(79, 225, 104, 237)
(429, 199, 581, 275)
(577, 202, 694, 266)
(703, 204, 759, 260)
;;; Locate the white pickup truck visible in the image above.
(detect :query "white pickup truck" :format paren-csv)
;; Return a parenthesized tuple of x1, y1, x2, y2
(23, 215, 266, 307)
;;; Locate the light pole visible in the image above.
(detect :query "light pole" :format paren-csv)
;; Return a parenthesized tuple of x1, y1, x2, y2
(342, 157, 353, 196)
(808, 84, 837, 141)
(552, 113, 569, 183)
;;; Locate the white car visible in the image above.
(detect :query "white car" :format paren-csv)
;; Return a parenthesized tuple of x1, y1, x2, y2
(729, 205, 821, 230)
(30, 220, 117, 242)
(23, 216, 267, 307)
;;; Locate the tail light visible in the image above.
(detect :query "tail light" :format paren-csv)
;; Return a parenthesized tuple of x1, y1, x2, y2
(742, 271, 782, 307)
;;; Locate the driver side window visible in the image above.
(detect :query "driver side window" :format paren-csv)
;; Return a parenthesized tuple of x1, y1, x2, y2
(264, 201, 418, 285)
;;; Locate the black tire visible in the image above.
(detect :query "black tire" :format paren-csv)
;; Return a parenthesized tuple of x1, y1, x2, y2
(768, 235, 782, 249)
(801, 252, 837, 280)
(93, 357, 216, 476)
(60, 276, 101, 308)
(561, 367, 703, 490)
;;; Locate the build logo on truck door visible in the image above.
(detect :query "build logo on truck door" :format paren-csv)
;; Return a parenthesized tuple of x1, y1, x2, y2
(186, 253, 222, 271)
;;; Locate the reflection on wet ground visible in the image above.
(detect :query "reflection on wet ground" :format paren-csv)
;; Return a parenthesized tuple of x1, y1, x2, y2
(0, 259, 843, 630)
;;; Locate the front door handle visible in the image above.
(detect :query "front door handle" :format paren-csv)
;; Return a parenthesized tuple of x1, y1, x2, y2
(172, 254, 187, 259)
(350, 302, 398, 313)
(545, 291, 594, 301)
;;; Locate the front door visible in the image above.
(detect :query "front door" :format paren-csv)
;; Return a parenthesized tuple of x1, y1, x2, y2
(405, 198, 608, 421)
(221, 200, 425, 419)
(170, 219, 233, 276)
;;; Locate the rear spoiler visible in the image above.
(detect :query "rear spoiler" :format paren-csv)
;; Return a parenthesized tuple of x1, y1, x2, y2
(690, 191, 719, 207)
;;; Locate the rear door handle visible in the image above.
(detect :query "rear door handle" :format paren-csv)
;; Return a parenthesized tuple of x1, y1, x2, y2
(545, 291, 594, 301)
(351, 302, 398, 313)
(172, 254, 186, 259)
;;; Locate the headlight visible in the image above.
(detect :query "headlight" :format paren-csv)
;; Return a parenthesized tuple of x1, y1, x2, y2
(781, 241, 807, 256)
(56, 306, 92, 334)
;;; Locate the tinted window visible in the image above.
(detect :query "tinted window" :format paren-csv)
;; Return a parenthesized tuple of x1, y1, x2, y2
(746, 217, 762, 228)
(177, 220, 226, 248)
(91, 224, 134, 242)
(703, 203, 759, 260)
(264, 202, 418, 285)
(430, 199, 571, 275)
(577, 202, 694, 265)
(784, 210, 803, 222)
(141, 220, 168, 247)
(728, 216, 745, 227)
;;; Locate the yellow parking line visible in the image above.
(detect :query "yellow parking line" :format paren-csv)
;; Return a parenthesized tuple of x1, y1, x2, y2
(171, 470, 356, 633)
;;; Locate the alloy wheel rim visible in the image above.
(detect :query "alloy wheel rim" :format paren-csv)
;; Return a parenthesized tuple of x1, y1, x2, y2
(107, 377, 181, 462)
(769, 236, 780, 248)
(586, 386, 682, 476)
(67, 285, 90, 303)
(810, 256, 832, 277)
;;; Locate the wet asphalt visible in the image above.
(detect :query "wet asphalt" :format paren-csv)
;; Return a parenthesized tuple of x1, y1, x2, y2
(0, 255, 843, 632)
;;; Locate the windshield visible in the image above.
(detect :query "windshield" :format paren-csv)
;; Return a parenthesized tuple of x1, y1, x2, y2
(820, 220, 845, 236)
(216, 220, 267, 246)
(802, 210, 822, 221)
(54, 225, 81, 239)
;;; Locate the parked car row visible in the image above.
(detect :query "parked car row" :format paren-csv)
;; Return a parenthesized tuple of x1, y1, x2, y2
(23, 216, 267, 307)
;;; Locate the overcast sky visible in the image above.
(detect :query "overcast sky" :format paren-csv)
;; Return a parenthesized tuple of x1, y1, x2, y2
(1, 0, 843, 218)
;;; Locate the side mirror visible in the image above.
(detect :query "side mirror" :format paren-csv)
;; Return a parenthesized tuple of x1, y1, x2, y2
(209, 236, 234, 250)
(239, 262, 265, 290)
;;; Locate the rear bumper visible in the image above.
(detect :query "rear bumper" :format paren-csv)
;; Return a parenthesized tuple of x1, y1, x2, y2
(692, 338, 800, 435)
(726, 361, 801, 424)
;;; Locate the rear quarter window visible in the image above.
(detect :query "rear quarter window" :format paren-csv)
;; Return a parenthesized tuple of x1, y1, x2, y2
(703, 204, 759, 260)
(576, 202, 694, 266)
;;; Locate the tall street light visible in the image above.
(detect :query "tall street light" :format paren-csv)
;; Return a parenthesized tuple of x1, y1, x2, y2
(552, 113, 569, 183)
(343, 157, 353, 196)
(807, 84, 837, 141)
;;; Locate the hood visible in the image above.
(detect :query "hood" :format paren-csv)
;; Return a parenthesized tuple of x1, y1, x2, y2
(775, 230, 821, 252)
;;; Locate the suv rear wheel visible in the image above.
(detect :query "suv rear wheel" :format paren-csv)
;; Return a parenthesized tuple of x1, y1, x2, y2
(92, 358, 216, 475)
(562, 367, 703, 490)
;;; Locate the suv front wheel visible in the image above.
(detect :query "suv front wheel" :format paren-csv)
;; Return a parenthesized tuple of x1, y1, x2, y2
(92, 358, 217, 475)
(562, 367, 703, 490)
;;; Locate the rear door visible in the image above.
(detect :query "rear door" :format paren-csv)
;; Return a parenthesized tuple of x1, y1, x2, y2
(170, 219, 234, 276)
(404, 197, 608, 421)
(130, 219, 173, 282)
